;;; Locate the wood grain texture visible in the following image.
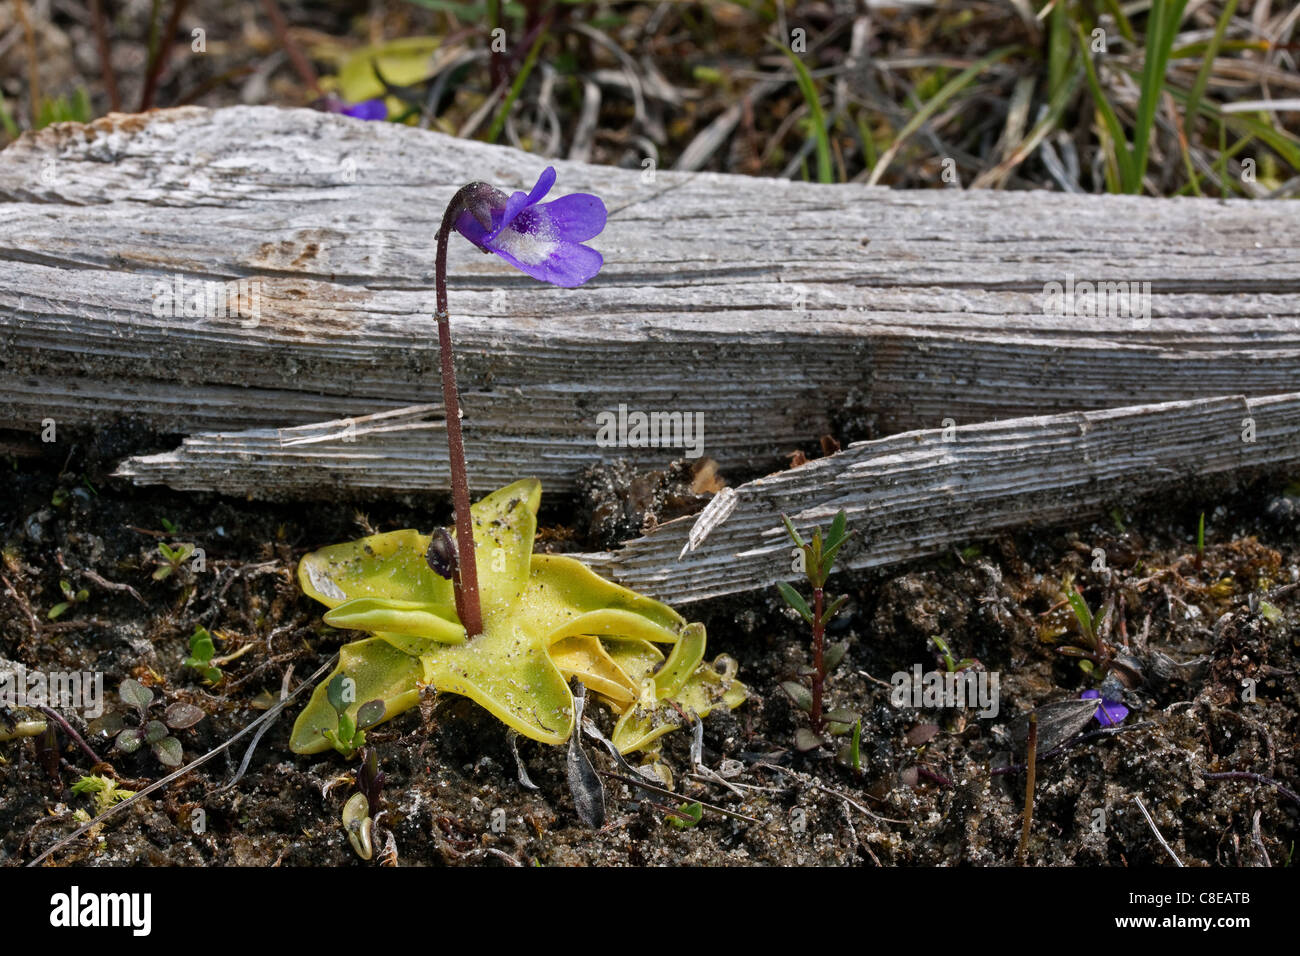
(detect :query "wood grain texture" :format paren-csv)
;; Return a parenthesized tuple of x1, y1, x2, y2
(573, 392, 1300, 603)
(3, 107, 1298, 600)
(114, 391, 1300, 603)
(1, 107, 1298, 493)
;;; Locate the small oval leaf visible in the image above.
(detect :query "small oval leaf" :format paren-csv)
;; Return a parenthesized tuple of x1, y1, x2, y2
(794, 728, 825, 751)
(355, 699, 386, 731)
(143, 720, 169, 745)
(119, 678, 153, 711)
(152, 736, 183, 767)
(164, 702, 205, 730)
(780, 681, 813, 713)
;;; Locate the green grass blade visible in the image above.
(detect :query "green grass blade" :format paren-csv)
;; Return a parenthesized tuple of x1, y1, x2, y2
(1173, 133, 1253, 196)
(1184, 0, 1238, 141)
(772, 40, 833, 184)
(0, 91, 19, 139)
(1101, 0, 1136, 45)
(1047, 0, 1072, 101)
(1065, 589, 1096, 646)
(1130, 0, 1190, 189)
(484, 26, 547, 144)
(867, 45, 1019, 186)
(1076, 23, 1135, 190)
(1163, 82, 1300, 171)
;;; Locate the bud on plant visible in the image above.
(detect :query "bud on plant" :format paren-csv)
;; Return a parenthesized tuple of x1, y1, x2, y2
(426, 528, 458, 580)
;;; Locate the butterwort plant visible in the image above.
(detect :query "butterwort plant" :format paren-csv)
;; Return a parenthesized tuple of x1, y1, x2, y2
(290, 170, 746, 766)
(433, 167, 607, 637)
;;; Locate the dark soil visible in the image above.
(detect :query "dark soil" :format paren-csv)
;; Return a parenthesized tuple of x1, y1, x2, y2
(2, 434, 1297, 867)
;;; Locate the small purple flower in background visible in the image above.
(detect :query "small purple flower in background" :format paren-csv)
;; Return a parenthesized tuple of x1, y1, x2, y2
(315, 94, 388, 121)
(454, 166, 606, 288)
(1081, 689, 1128, 727)
(340, 98, 387, 121)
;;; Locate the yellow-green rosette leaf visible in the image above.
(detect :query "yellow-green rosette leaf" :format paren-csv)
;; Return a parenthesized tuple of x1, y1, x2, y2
(611, 652, 748, 755)
(298, 529, 454, 612)
(549, 636, 637, 706)
(653, 622, 706, 698)
(467, 478, 541, 612)
(528, 554, 684, 636)
(290, 637, 424, 755)
(419, 614, 574, 746)
(292, 479, 747, 756)
(323, 598, 465, 647)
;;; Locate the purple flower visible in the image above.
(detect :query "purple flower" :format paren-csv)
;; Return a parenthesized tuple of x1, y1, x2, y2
(316, 94, 388, 122)
(340, 98, 387, 121)
(454, 167, 606, 288)
(1081, 689, 1128, 727)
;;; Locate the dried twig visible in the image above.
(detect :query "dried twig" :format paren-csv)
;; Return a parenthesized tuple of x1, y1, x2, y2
(1016, 712, 1037, 866)
(89, 0, 120, 112)
(599, 770, 759, 825)
(80, 569, 145, 605)
(1134, 794, 1184, 867)
(140, 0, 188, 111)
(258, 0, 319, 95)
(1201, 770, 1300, 807)
(12, 0, 38, 127)
(36, 706, 103, 766)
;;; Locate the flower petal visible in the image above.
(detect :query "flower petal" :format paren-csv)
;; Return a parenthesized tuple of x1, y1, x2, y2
(494, 166, 556, 236)
(538, 193, 607, 242)
(491, 240, 603, 288)
(526, 166, 557, 204)
(1080, 689, 1128, 726)
(1097, 699, 1129, 726)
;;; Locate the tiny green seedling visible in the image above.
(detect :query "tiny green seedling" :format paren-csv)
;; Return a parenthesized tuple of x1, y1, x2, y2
(153, 542, 197, 581)
(342, 791, 374, 860)
(1195, 511, 1206, 572)
(1060, 585, 1100, 673)
(1052, 581, 1140, 720)
(321, 675, 386, 760)
(107, 678, 205, 769)
(342, 748, 387, 860)
(776, 510, 856, 750)
(931, 635, 977, 673)
(668, 801, 704, 829)
(47, 580, 90, 620)
(183, 627, 223, 684)
(841, 718, 863, 772)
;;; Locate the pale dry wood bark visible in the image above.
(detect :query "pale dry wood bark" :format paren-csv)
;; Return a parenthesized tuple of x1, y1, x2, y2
(575, 393, 1300, 603)
(0, 106, 1297, 484)
(1, 107, 1298, 600)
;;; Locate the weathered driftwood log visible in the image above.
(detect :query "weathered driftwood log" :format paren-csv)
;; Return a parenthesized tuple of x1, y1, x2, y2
(1, 106, 1299, 497)
(574, 392, 1300, 604)
(118, 392, 1300, 603)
